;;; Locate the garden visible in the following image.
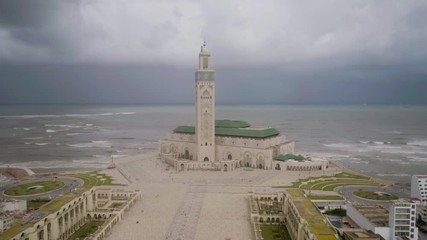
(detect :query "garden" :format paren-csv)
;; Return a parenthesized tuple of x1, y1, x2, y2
(4, 180, 65, 196)
(261, 224, 292, 240)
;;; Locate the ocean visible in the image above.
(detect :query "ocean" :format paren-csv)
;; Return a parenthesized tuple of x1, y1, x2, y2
(1, 104, 427, 186)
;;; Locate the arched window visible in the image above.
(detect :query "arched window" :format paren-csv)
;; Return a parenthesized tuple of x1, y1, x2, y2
(227, 154, 232, 160)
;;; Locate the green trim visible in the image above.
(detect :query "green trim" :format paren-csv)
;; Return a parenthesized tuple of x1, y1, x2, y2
(173, 125, 280, 138)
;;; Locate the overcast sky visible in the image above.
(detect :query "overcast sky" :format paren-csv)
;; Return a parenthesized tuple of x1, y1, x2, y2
(1, 0, 427, 105)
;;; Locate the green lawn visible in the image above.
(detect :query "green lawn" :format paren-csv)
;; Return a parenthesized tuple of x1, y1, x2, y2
(308, 195, 344, 200)
(4, 181, 65, 196)
(306, 179, 371, 190)
(69, 220, 105, 240)
(353, 190, 398, 200)
(274, 172, 379, 191)
(28, 199, 50, 209)
(321, 182, 378, 191)
(65, 171, 116, 190)
(38, 195, 76, 214)
(261, 224, 292, 240)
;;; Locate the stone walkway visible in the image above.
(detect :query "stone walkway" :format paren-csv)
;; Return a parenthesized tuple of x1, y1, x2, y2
(165, 183, 206, 240)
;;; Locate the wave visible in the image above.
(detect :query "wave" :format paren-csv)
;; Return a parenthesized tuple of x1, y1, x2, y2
(64, 112, 136, 117)
(45, 124, 83, 129)
(376, 173, 410, 177)
(1, 112, 136, 119)
(408, 157, 427, 162)
(34, 143, 49, 146)
(46, 129, 56, 133)
(5, 114, 60, 118)
(359, 140, 393, 145)
(408, 140, 427, 147)
(23, 137, 43, 140)
(66, 133, 80, 136)
(4, 159, 108, 169)
(68, 141, 112, 148)
(118, 112, 136, 115)
(14, 127, 32, 131)
(325, 141, 427, 155)
(383, 130, 403, 134)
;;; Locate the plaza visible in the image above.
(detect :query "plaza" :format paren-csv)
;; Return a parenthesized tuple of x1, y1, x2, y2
(105, 152, 339, 240)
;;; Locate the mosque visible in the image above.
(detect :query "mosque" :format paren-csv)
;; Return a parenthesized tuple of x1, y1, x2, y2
(159, 43, 328, 172)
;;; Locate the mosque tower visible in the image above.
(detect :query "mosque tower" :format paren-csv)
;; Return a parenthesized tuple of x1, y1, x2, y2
(195, 42, 215, 163)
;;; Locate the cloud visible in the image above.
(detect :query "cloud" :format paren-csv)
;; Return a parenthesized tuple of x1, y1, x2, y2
(1, 1, 427, 105)
(0, 0, 426, 69)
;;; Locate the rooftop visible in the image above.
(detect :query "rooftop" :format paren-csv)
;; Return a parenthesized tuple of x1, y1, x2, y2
(286, 189, 337, 240)
(353, 205, 389, 227)
(215, 120, 250, 128)
(173, 120, 280, 139)
(343, 229, 381, 240)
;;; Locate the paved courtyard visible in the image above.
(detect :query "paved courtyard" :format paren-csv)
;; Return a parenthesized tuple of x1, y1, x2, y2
(105, 153, 338, 240)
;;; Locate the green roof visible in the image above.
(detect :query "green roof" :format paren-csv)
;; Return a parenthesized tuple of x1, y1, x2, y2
(215, 120, 250, 128)
(173, 124, 280, 139)
(286, 189, 338, 240)
(275, 154, 305, 161)
(174, 126, 195, 134)
(215, 127, 279, 138)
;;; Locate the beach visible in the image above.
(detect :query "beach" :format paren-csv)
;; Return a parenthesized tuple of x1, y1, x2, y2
(103, 152, 340, 240)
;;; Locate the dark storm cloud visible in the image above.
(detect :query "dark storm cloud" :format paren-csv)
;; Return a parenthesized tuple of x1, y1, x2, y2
(0, 0, 427, 104)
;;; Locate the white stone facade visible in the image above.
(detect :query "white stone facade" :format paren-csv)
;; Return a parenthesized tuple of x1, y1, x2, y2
(195, 42, 216, 163)
(5, 186, 140, 240)
(1, 199, 26, 213)
(160, 132, 295, 171)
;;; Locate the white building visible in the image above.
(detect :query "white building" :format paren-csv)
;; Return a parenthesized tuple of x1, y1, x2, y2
(159, 43, 301, 172)
(411, 175, 427, 222)
(347, 200, 418, 240)
(0, 199, 26, 213)
(389, 199, 418, 240)
(2, 186, 140, 240)
(347, 204, 391, 240)
(0, 213, 15, 233)
(411, 175, 427, 205)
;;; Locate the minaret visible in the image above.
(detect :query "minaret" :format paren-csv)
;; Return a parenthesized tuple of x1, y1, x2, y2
(195, 42, 215, 163)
